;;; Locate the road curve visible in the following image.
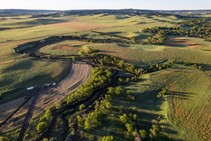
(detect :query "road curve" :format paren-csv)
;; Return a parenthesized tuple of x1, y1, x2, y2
(0, 62, 92, 133)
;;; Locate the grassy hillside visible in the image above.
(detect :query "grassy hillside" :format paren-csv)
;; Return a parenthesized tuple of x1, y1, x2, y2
(150, 67, 211, 141)
(82, 67, 210, 141)
(0, 40, 70, 103)
(0, 12, 210, 141)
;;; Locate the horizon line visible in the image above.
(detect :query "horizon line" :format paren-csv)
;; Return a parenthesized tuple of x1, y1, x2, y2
(0, 8, 211, 11)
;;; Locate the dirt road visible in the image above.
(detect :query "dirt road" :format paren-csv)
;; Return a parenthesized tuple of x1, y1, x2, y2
(33, 62, 92, 118)
(0, 62, 91, 132)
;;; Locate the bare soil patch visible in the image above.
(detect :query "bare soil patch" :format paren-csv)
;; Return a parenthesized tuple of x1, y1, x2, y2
(53, 45, 79, 52)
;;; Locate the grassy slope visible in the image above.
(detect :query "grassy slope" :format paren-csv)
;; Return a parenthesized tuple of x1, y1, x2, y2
(0, 38, 70, 103)
(84, 67, 210, 141)
(0, 14, 210, 140)
(150, 67, 211, 141)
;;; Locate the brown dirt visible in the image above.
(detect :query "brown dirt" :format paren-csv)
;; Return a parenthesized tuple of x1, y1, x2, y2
(0, 62, 91, 131)
(33, 62, 92, 118)
(165, 37, 202, 49)
(53, 45, 79, 52)
(0, 97, 25, 123)
(50, 21, 113, 31)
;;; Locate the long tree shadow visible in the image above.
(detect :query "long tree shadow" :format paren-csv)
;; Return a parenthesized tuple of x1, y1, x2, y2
(0, 77, 13, 88)
(167, 91, 194, 100)
(2, 59, 33, 73)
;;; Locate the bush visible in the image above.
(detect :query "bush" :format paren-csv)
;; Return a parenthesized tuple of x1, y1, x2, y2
(101, 136, 114, 141)
(36, 122, 48, 133)
(139, 129, 147, 139)
(79, 104, 85, 111)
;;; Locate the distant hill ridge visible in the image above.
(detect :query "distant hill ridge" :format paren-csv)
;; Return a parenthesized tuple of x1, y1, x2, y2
(0, 9, 210, 17)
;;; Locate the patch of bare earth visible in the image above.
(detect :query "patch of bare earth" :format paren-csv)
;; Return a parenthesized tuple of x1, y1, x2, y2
(33, 62, 91, 118)
(50, 21, 113, 31)
(0, 63, 91, 131)
(165, 37, 202, 49)
(53, 45, 79, 52)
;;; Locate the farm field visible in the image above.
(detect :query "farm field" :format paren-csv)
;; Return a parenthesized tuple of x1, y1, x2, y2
(0, 9, 210, 141)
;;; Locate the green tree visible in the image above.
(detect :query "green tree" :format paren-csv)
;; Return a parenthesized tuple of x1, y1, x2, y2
(149, 124, 160, 138)
(101, 136, 114, 141)
(139, 129, 147, 139)
(79, 45, 93, 56)
(125, 123, 134, 133)
(79, 104, 85, 111)
(119, 114, 129, 124)
(36, 122, 48, 133)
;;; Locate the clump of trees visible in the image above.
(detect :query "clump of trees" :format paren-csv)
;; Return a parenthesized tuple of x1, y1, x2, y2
(36, 108, 53, 133)
(67, 68, 113, 104)
(143, 18, 211, 42)
(93, 54, 140, 76)
(107, 86, 122, 96)
(147, 30, 166, 44)
(77, 96, 112, 131)
(119, 112, 139, 139)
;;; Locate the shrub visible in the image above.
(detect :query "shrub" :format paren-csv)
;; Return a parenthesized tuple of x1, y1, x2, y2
(36, 122, 48, 133)
(101, 136, 114, 141)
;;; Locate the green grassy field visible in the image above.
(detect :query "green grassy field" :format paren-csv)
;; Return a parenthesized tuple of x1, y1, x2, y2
(82, 66, 210, 141)
(0, 39, 70, 103)
(0, 13, 210, 141)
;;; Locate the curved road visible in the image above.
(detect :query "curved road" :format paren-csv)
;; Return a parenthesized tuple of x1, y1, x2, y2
(0, 62, 92, 139)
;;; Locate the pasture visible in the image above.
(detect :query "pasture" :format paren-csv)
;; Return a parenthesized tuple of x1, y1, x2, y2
(0, 11, 210, 141)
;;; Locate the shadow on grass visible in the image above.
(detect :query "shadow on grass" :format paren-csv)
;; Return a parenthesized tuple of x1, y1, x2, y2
(167, 91, 194, 100)
(0, 73, 53, 104)
(7, 18, 68, 28)
(115, 15, 130, 20)
(0, 77, 14, 88)
(105, 32, 122, 36)
(13, 73, 54, 88)
(97, 50, 117, 54)
(117, 44, 130, 48)
(2, 59, 33, 73)
(134, 33, 150, 40)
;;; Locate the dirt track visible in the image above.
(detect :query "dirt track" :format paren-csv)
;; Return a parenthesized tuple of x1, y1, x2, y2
(33, 62, 92, 118)
(0, 62, 91, 131)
